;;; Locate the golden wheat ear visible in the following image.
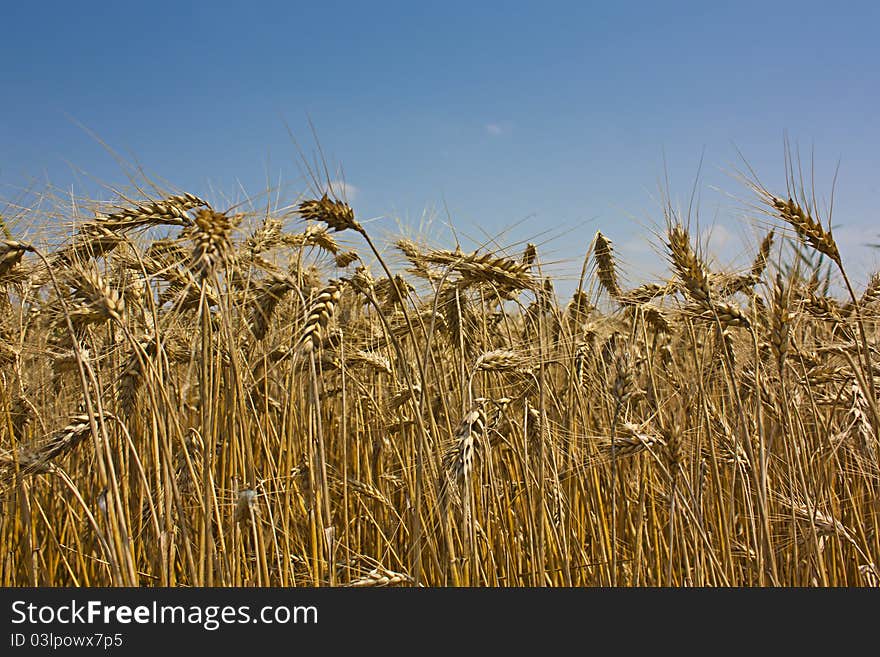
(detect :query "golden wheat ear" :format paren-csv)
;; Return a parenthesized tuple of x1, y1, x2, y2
(473, 349, 522, 374)
(248, 273, 298, 342)
(600, 422, 664, 459)
(190, 209, 235, 280)
(751, 229, 775, 281)
(15, 410, 116, 477)
(593, 231, 622, 299)
(860, 273, 880, 306)
(0, 240, 33, 276)
(770, 196, 840, 265)
(334, 250, 360, 268)
(297, 194, 362, 233)
(442, 404, 486, 485)
(65, 263, 126, 326)
(667, 224, 711, 307)
(348, 566, 416, 587)
(298, 279, 344, 354)
(97, 193, 209, 232)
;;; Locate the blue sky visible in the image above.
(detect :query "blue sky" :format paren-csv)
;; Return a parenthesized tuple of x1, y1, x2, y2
(3, 1, 879, 288)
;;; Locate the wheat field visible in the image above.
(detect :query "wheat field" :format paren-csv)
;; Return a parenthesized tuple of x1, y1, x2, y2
(1, 165, 878, 587)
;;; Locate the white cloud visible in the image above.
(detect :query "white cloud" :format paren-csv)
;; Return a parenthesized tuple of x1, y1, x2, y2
(621, 236, 655, 255)
(486, 121, 513, 137)
(322, 180, 358, 201)
(618, 234, 667, 284)
(701, 224, 732, 257)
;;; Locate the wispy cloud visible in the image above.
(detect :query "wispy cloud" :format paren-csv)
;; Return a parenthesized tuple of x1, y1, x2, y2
(701, 224, 732, 256)
(322, 180, 358, 201)
(486, 121, 513, 137)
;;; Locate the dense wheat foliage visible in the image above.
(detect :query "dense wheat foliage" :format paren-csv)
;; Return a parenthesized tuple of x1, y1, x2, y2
(1, 169, 878, 587)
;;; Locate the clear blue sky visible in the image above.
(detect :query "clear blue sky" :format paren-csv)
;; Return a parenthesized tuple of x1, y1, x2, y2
(3, 1, 879, 287)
